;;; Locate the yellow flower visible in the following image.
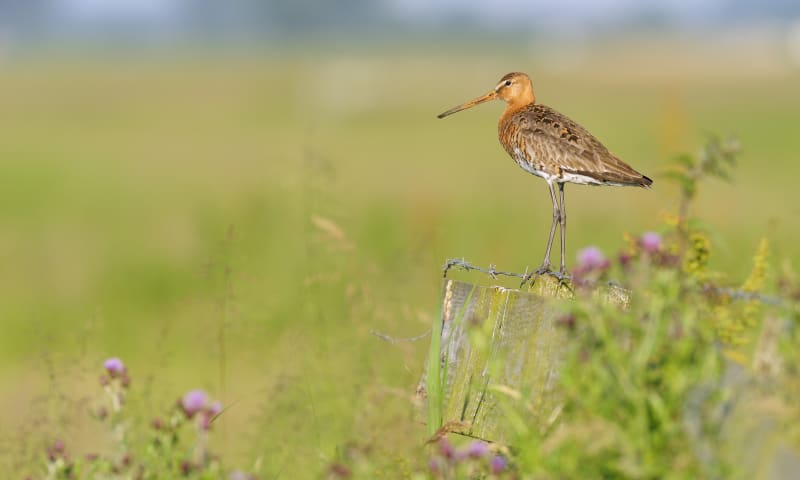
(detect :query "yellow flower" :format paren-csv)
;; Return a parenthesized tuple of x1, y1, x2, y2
(683, 232, 710, 279)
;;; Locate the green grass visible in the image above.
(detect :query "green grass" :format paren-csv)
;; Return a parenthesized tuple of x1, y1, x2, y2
(1, 46, 799, 477)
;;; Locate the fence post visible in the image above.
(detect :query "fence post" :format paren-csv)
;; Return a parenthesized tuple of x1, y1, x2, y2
(416, 270, 800, 479)
(418, 275, 626, 442)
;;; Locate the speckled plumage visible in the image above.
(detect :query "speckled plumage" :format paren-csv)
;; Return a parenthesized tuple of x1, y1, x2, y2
(437, 71, 652, 278)
(499, 103, 652, 187)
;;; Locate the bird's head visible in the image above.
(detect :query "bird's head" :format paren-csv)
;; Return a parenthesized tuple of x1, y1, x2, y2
(437, 72, 534, 119)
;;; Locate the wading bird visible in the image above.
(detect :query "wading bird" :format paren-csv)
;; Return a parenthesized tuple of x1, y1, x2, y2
(437, 72, 652, 281)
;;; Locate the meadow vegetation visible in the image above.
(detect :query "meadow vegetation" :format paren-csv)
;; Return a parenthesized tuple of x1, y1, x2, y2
(1, 46, 799, 478)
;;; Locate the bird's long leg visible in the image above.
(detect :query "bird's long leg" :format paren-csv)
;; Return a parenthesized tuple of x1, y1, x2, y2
(537, 181, 560, 274)
(558, 182, 568, 277)
(521, 181, 561, 287)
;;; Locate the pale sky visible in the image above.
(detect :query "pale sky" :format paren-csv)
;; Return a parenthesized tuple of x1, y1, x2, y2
(25, 0, 800, 40)
(386, 0, 730, 27)
(52, 0, 734, 25)
(55, 0, 179, 21)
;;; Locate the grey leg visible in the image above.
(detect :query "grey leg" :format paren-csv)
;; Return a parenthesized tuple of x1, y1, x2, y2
(558, 183, 567, 275)
(537, 181, 560, 273)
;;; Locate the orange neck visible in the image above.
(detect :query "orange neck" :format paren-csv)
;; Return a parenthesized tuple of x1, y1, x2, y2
(499, 93, 535, 129)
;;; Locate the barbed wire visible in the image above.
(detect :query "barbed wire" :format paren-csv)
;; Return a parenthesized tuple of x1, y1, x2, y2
(370, 329, 430, 344)
(443, 258, 530, 280)
(709, 287, 786, 307)
(442, 257, 795, 309)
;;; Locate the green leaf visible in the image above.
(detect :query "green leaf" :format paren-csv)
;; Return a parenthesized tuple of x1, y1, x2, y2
(661, 170, 696, 196)
(672, 153, 695, 169)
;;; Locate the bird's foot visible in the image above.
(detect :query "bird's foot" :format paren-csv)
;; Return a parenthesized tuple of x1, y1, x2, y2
(520, 266, 574, 291)
(553, 269, 574, 292)
(535, 265, 554, 276)
(550, 267, 572, 281)
(519, 264, 553, 288)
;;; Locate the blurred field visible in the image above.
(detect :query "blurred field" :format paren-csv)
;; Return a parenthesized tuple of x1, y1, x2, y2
(1, 43, 799, 476)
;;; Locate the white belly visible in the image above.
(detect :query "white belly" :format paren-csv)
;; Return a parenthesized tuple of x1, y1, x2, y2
(513, 148, 625, 186)
(513, 147, 559, 183)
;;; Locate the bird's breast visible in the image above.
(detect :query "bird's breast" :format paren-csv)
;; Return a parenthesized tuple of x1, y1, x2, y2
(500, 117, 553, 182)
(512, 147, 560, 183)
(498, 116, 523, 159)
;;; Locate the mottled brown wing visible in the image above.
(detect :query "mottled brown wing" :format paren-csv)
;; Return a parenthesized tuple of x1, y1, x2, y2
(515, 104, 652, 187)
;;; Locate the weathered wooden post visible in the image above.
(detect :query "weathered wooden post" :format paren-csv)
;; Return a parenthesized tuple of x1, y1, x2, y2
(416, 262, 623, 443)
(416, 261, 800, 478)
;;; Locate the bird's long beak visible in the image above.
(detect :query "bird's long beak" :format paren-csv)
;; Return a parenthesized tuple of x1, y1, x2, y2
(437, 90, 497, 119)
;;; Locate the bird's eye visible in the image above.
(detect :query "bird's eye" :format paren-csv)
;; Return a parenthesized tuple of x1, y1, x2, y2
(504, 80, 512, 86)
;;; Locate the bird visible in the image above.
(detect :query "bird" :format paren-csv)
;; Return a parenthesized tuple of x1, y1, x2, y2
(437, 72, 652, 281)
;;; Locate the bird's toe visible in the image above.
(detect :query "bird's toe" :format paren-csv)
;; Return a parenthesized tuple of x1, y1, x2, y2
(534, 264, 553, 276)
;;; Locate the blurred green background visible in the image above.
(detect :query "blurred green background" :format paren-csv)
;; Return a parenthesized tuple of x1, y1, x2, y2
(1, 1, 800, 477)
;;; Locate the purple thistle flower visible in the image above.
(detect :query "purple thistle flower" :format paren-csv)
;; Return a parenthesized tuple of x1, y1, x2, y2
(576, 246, 609, 270)
(438, 437, 455, 460)
(490, 455, 507, 474)
(199, 401, 223, 430)
(327, 463, 351, 478)
(556, 313, 576, 330)
(428, 457, 442, 474)
(618, 251, 632, 268)
(47, 439, 66, 462)
(640, 231, 662, 254)
(573, 246, 611, 288)
(151, 417, 164, 431)
(181, 389, 208, 418)
(52, 439, 65, 452)
(103, 358, 126, 378)
(464, 440, 490, 459)
(200, 413, 214, 430)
